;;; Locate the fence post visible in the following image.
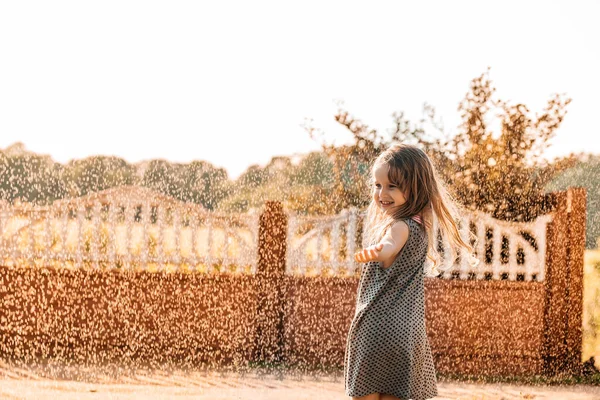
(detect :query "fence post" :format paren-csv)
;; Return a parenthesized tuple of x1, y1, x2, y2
(565, 187, 586, 374)
(543, 187, 586, 375)
(253, 201, 287, 365)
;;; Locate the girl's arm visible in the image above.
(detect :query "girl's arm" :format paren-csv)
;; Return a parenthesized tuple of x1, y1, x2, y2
(354, 220, 410, 267)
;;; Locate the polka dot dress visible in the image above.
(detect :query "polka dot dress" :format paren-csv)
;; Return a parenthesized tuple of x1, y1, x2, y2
(344, 217, 438, 399)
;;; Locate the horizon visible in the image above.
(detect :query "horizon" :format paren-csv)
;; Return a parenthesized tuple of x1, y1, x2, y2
(3, 138, 595, 182)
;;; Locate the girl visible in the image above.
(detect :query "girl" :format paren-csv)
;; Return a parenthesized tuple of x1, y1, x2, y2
(344, 144, 476, 400)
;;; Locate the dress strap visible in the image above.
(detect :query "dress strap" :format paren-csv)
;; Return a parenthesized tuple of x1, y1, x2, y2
(411, 214, 423, 225)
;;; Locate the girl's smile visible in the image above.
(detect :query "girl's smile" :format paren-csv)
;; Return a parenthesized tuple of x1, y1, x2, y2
(373, 164, 407, 214)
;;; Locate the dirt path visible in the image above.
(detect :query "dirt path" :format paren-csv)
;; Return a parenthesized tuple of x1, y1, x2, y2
(1, 362, 599, 399)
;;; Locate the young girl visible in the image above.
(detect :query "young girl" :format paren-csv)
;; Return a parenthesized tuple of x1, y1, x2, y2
(344, 144, 476, 400)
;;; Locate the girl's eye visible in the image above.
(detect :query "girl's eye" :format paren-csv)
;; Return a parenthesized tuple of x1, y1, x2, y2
(389, 185, 396, 189)
(374, 183, 381, 188)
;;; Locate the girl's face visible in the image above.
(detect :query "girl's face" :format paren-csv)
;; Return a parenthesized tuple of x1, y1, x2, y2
(372, 164, 407, 215)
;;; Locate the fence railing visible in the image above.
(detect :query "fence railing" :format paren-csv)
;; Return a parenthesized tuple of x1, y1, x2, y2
(442, 211, 552, 281)
(286, 208, 362, 276)
(0, 185, 554, 281)
(286, 208, 552, 281)
(0, 187, 259, 273)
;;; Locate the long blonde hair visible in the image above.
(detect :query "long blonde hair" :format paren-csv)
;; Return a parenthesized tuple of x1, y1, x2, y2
(364, 144, 478, 276)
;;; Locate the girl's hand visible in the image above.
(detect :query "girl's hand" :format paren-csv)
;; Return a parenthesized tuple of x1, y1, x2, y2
(354, 243, 384, 263)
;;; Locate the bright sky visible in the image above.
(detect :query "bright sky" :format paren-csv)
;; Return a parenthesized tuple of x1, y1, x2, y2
(1, 1, 599, 179)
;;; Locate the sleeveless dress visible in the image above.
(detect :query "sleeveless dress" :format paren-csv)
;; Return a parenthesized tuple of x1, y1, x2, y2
(344, 217, 438, 399)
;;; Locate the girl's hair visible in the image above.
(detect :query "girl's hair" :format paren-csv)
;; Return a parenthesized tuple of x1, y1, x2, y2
(364, 144, 478, 276)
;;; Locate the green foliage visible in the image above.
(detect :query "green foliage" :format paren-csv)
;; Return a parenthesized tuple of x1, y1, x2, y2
(140, 159, 179, 197)
(289, 152, 334, 186)
(0, 71, 587, 224)
(217, 154, 340, 215)
(0, 143, 67, 204)
(307, 70, 575, 221)
(237, 164, 270, 189)
(0, 144, 232, 210)
(64, 156, 137, 197)
(305, 114, 382, 213)
(433, 71, 573, 221)
(178, 161, 231, 210)
(140, 159, 231, 210)
(546, 155, 600, 249)
(218, 157, 292, 213)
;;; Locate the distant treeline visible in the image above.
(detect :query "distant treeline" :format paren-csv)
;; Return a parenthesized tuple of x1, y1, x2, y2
(0, 142, 347, 214)
(1, 142, 598, 247)
(2, 70, 599, 247)
(0, 142, 229, 210)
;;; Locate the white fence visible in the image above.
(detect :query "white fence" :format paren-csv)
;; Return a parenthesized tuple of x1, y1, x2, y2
(0, 187, 553, 281)
(286, 209, 553, 281)
(286, 208, 361, 276)
(0, 187, 259, 274)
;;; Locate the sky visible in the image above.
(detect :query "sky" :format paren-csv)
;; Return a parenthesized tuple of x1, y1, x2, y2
(0, 0, 599, 179)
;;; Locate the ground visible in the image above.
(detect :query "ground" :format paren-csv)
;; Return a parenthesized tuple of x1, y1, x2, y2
(1, 362, 599, 400)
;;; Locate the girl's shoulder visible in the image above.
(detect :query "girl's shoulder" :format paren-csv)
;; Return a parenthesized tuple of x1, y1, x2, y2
(389, 215, 423, 231)
(388, 219, 410, 237)
(386, 219, 413, 248)
(387, 216, 424, 243)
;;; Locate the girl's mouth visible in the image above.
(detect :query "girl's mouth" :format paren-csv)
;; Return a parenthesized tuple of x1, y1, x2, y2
(380, 201, 393, 207)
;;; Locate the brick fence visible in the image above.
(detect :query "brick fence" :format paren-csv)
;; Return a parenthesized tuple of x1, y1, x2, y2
(0, 189, 586, 376)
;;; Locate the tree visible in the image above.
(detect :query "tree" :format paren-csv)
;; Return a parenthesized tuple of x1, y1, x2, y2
(218, 157, 292, 212)
(173, 161, 231, 210)
(435, 71, 573, 221)
(0, 144, 67, 205)
(219, 154, 339, 215)
(64, 156, 137, 197)
(289, 152, 334, 187)
(309, 70, 575, 221)
(546, 154, 600, 248)
(304, 118, 382, 213)
(286, 152, 338, 214)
